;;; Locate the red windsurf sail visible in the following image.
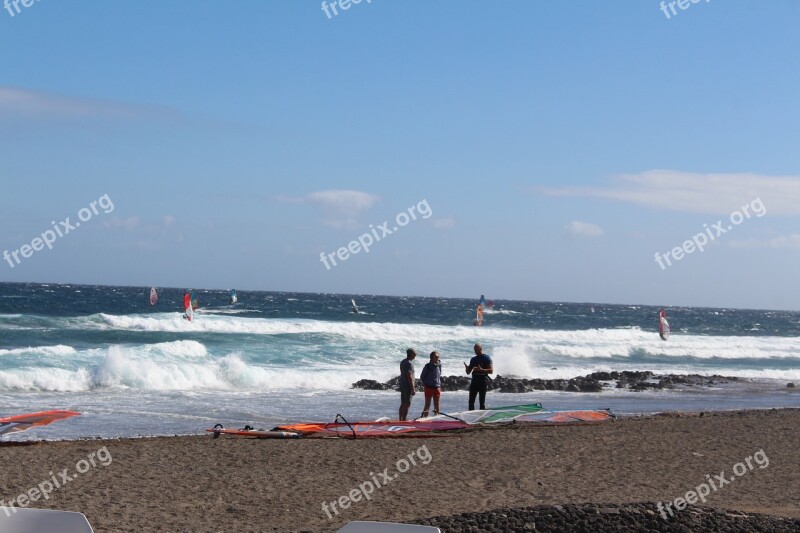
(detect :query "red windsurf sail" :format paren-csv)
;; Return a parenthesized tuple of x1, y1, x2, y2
(183, 293, 193, 321)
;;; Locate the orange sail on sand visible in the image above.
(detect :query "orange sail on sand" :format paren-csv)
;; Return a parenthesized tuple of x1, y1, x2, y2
(0, 410, 80, 437)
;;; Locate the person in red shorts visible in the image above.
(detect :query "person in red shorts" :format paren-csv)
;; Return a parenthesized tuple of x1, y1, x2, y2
(419, 351, 442, 418)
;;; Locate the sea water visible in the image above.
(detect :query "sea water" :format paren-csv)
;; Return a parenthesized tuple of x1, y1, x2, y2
(2, 283, 799, 440)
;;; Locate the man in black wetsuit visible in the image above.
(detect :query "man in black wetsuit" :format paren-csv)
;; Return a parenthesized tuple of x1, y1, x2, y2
(464, 344, 493, 410)
(398, 348, 416, 421)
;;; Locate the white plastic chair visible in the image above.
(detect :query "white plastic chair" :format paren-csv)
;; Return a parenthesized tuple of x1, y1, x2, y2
(337, 521, 440, 532)
(0, 507, 94, 533)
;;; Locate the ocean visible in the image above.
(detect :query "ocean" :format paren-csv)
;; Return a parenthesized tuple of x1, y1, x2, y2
(2, 282, 799, 440)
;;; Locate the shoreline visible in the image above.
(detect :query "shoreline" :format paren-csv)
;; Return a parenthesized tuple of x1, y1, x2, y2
(2, 408, 798, 531)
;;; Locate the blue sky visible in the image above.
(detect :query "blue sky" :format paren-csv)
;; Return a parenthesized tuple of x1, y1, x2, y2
(1, 1, 799, 309)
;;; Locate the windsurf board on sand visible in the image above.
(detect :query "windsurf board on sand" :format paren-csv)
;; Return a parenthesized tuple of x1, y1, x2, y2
(207, 424, 300, 439)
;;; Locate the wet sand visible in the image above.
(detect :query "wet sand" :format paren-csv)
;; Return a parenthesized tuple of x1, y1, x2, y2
(1, 409, 798, 532)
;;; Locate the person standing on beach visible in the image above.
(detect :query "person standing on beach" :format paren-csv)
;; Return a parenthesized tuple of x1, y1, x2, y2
(464, 343, 493, 410)
(399, 348, 416, 421)
(419, 351, 442, 418)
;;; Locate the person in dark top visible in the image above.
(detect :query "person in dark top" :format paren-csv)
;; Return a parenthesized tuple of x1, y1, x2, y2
(398, 348, 416, 421)
(419, 351, 442, 418)
(464, 343, 493, 410)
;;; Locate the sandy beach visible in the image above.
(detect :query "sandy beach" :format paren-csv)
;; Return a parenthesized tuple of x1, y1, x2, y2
(2, 409, 798, 532)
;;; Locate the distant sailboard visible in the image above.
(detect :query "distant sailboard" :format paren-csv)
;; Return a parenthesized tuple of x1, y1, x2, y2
(229, 289, 238, 305)
(351, 299, 359, 314)
(190, 290, 199, 310)
(149, 287, 158, 306)
(474, 295, 485, 326)
(183, 292, 194, 321)
(0, 410, 80, 437)
(659, 309, 671, 341)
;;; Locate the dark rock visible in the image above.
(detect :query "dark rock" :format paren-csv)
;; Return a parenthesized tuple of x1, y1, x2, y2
(788, 383, 796, 388)
(412, 503, 800, 532)
(350, 379, 387, 390)
(352, 370, 742, 395)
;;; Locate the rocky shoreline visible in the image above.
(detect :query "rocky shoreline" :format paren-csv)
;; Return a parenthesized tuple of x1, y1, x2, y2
(352, 371, 740, 393)
(409, 503, 800, 532)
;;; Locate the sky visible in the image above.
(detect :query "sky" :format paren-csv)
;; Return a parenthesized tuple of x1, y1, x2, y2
(1, 0, 800, 310)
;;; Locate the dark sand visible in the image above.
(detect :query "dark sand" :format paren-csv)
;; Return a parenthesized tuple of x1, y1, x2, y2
(2, 409, 799, 532)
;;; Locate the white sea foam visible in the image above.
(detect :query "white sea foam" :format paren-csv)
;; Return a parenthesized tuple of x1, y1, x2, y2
(2, 313, 799, 393)
(81, 314, 800, 361)
(0, 345, 77, 357)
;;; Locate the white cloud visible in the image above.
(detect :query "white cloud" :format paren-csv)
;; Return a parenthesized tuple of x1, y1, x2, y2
(306, 190, 380, 214)
(433, 217, 456, 229)
(103, 215, 177, 236)
(104, 216, 140, 230)
(563, 220, 604, 238)
(543, 170, 800, 215)
(729, 235, 800, 249)
(275, 189, 380, 229)
(0, 86, 180, 121)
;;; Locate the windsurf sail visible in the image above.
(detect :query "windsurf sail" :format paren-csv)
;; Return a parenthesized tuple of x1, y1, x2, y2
(274, 419, 469, 438)
(190, 290, 199, 310)
(473, 295, 486, 326)
(0, 410, 80, 437)
(474, 304, 484, 326)
(422, 403, 544, 425)
(183, 292, 194, 321)
(229, 289, 237, 305)
(269, 404, 611, 439)
(659, 309, 671, 341)
(514, 409, 615, 424)
(149, 287, 158, 306)
(351, 299, 359, 314)
(422, 404, 613, 426)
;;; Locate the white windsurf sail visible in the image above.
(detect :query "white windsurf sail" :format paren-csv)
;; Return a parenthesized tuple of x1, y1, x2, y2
(149, 287, 158, 306)
(659, 310, 670, 341)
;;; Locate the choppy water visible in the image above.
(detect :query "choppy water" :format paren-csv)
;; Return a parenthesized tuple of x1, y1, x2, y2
(2, 283, 799, 440)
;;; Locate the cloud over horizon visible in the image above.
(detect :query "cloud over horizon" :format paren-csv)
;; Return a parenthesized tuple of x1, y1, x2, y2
(544, 171, 800, 216)
(563, 220, 604, 238)
(275, 190, 381, 230)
